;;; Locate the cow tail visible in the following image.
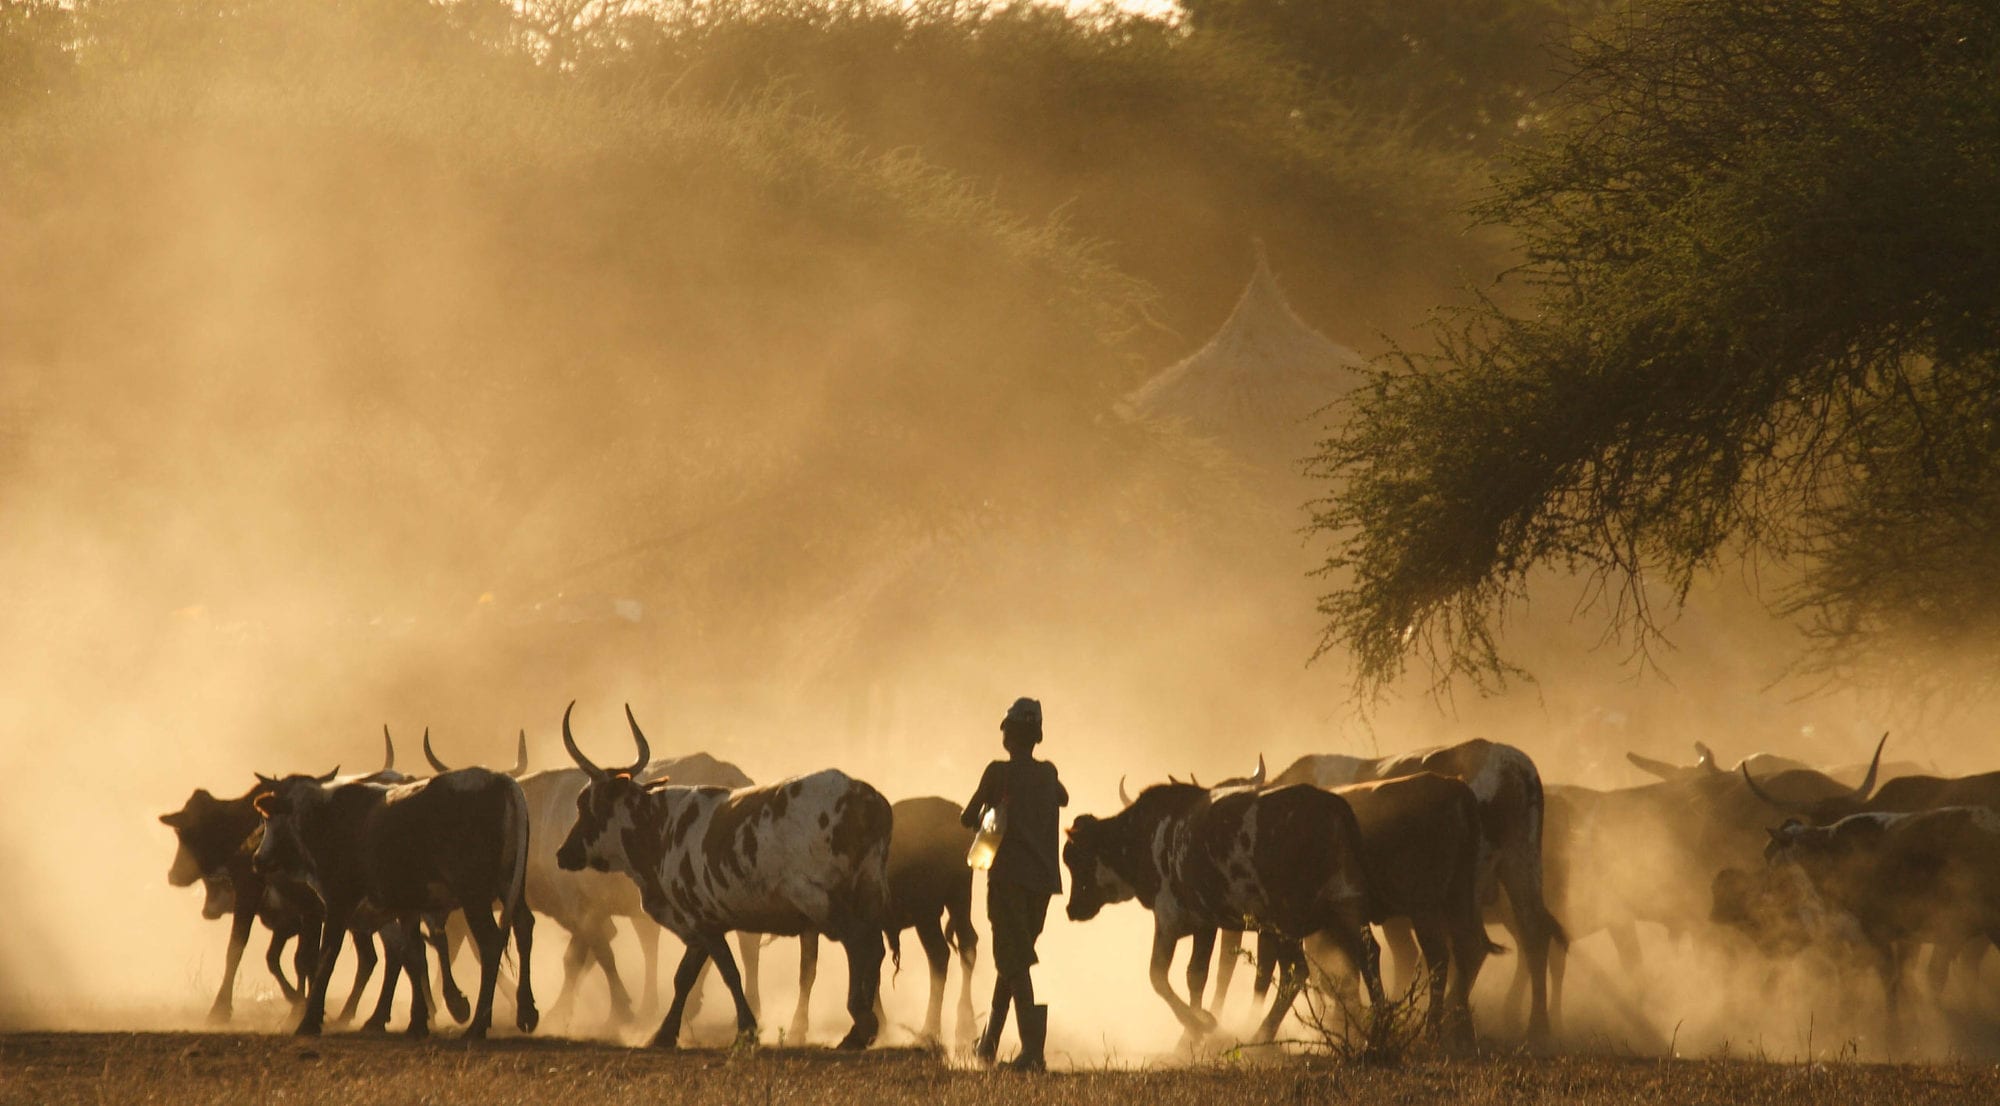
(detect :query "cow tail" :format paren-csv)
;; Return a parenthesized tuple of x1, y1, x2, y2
(1510, 767, 1568, 950)
(498, 781, 531, 939)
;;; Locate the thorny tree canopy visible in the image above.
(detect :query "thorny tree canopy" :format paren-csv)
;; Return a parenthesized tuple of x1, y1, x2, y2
(1311, 0, 2000, 694)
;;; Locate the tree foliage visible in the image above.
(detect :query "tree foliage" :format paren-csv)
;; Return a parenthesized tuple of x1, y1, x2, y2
(1311, 0, 2000, 692)
(1178, 0, 1608, 150)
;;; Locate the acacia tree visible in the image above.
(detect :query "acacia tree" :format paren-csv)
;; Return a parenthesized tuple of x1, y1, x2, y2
(1312, 0, 2000, 692)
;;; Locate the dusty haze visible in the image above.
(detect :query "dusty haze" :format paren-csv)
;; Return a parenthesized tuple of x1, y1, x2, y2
(2, 0, 1995, 1065)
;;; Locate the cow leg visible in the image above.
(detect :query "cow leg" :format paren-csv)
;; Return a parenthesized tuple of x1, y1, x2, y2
(1211, 930, 1242, 1016)
(635, 921, 663, 1020)
(693, 930, 760, 1046)
(1148, 928, 1216, 1035)
(835, 928, 884, 1051)
(1185, 928, 1216, 1017)
(459, 905, 507, 1040)
(912, 916, 951, 1045)
(266, 922, 308, 1006)
(510, 907, 538, 1033)
(1877, 941, 1907, 1056)
(361, 925, 403, 1033)
(1410, 916, 1451, 1039)
(333, 929, 378, 1026)
(791, 931, 819, 1043)
(650, 940, 712, 1050)
(1380, 918, 1420, 998)
(209, 902, 259, 1023)
(295, 911, 351, 1037)
(390, 914, 429, 1040)
(737, 932, 763, 1024)
(569, 915, 635, 1026)
(949, 907, 979, 1048)
(1253, 931, 1279, 1003)
(1250, 939, 1308, 1044)
(431, 912, 473, 1025)
(545, 929, 592, 1026)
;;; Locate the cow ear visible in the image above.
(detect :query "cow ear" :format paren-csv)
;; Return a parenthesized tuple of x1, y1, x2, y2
(645, 776, 675, 792)
(613, 771, 633, 782)
(159, 811, 181, 827)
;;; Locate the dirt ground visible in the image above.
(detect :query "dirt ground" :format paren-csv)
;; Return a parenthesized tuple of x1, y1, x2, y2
(1, 1032, 1996, 1106)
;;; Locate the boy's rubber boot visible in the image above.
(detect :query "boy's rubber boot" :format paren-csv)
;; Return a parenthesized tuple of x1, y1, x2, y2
(974, 1001, 1008, 1066)
(1003, 1005, 1048, 1073)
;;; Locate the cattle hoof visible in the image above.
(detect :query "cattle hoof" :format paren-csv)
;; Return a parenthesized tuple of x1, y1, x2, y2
(646, 1027, 681, 1050)
(292, 1020, 324, 1038)
(206, 1004, 233, 1026)
(407, 1023, 432, 1041)
(835, 1029, 876, 1051)
(445, 993, 472, 1024)
(459, 1023, 486, 1042)
(517, 1005, 540, 1034)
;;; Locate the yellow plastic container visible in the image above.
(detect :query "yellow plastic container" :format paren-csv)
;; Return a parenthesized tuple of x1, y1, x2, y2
(966, 804, 1006, 870)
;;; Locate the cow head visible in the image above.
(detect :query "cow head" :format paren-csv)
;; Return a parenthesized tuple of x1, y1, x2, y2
(1711, 864, 1830, 956)
(249, 767, 340, 887)
(555, 701, 653, 875)
(1061, 815, 1134, 921)
(158, 787, 247, 889)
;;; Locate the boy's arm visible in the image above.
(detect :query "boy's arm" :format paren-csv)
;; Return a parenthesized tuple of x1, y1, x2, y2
(1053, 764, 1069, 807)
(961, 762, 999, 828)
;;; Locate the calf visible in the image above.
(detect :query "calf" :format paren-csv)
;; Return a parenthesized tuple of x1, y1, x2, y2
(1064, 782, 1385, 1045)
(553, 702, 892, 1050)
(252, 766, 538, 1039)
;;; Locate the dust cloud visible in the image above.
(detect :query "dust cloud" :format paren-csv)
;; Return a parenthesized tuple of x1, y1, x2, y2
(1, 0, 1994, 1063)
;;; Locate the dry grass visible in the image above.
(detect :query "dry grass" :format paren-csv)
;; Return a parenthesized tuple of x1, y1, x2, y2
(0, 1032, 1995, 1106)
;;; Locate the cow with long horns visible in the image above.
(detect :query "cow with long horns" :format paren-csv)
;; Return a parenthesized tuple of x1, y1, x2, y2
(1064, 781, 1386, 1045)
(1742, 806, 2000, 1045)
(251, 760, 538, 1039)
(426, 729, 779, 1035)
(553, 702, 893, 1050)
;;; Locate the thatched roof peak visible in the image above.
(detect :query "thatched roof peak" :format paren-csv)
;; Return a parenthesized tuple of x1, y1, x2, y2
(1120, 253, 1365, 466)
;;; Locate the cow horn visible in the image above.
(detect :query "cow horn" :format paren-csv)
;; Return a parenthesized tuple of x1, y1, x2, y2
(422, 727, 450, 774)
(1250, 754, 1266, 788)
(1625, 752, 1679, 780)
(1853, 732, 1887, 800)
(1189, 772, 1203, 788)
(622, 703, 652, 777)
(1741, 762, 1805, 813)
(511, 730, 529, 777)
(380, 725, 397, 773)
(315, 765, 340, 783)
(1693, 741, 1719, 771)
(561, 700, 607, 781)
(1119, 775, 1133, 806)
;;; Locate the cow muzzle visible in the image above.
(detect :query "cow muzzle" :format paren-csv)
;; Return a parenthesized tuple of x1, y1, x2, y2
(555, 838, 586, 872)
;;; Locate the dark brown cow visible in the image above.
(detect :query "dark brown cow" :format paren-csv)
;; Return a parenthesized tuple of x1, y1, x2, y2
(158, 732, 467, 1026)
(1747, 808, 2000, 1043)
(1258, 740, 1566, 1043)
(1064, 782, 1386, 1045)
(1189, 772, 1498, 1044)
(795, 795, 979, 1046)
(253, 766, 538, 1039)
(553, 702, 893, 1050)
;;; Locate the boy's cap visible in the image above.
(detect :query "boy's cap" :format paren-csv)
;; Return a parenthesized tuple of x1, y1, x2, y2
(1001, 697, 1043, 733)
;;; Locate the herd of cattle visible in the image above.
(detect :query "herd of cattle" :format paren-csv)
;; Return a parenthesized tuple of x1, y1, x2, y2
(159, 710, 2000, 1057)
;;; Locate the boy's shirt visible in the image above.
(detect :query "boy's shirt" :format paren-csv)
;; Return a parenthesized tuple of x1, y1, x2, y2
(965, 757, 1068, 895)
